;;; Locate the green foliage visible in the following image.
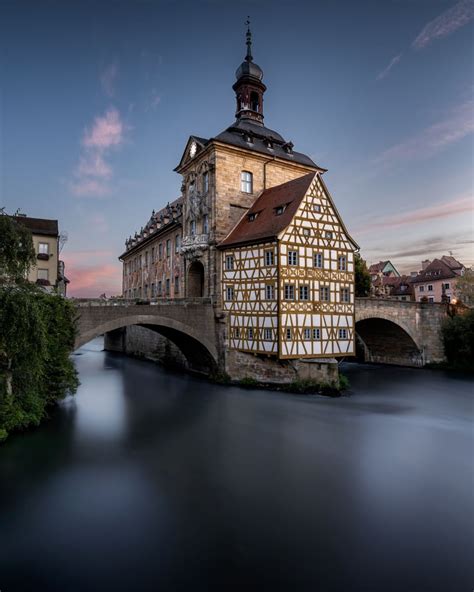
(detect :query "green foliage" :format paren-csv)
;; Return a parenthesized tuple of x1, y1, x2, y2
(210, 370, 231, 384)
(0, 285, 79, 441)
(355, 253, 371, 297)
(239, 376, 259, 387)
(441, 310, 474, 371)
(338, 373, 350, 391)
(0, 215, 36, 282)
(455, 270, 474, 307)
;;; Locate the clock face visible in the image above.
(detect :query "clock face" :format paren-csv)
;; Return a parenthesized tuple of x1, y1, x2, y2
(189, 141, 197, 158)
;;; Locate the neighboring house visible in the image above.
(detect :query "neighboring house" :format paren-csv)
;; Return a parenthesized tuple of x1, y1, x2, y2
(12, 214, 69, 295)
(119, 27, 358, 360)
(411, 256, 465, 303)
(369, 260, 401, 297)
(369, 260, 400, 281)
(372, 275, 414, 300)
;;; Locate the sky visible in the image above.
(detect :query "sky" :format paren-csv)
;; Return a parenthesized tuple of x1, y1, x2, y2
(0, 0, 473, 296)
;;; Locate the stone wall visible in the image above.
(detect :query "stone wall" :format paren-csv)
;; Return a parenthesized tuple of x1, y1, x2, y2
(120, 325, 188, 369)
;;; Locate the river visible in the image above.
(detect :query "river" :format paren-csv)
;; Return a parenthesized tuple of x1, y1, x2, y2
(0, 338, 473, 591)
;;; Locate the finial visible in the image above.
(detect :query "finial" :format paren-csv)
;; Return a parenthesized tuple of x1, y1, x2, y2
(245, 16, 253, 62)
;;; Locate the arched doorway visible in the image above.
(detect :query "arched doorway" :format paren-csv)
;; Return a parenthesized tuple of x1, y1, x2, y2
(355, 318, 423, 367)
(187, 261, 204, 297)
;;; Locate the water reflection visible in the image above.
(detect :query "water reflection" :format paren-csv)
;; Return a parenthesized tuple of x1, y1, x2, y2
(0, 340, 472, 591)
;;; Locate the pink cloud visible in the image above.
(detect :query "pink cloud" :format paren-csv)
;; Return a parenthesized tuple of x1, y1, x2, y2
(76, 153, 112, 178)
(374, 99, 474, 165)
(100, 61, 119, 97)
(66, 263, 122, 298)
(376, 53, 402, 81)
(413, 0, 474, 50)
(83, 108, 124, 150)
(354, 194, 473, 235)
(69, 179, 111, 197)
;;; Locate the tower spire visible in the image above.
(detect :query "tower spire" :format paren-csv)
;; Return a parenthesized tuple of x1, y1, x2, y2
(245, 17, 253, 62)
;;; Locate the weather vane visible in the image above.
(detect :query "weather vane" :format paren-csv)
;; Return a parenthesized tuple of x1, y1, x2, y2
(245, 16, 253, 62)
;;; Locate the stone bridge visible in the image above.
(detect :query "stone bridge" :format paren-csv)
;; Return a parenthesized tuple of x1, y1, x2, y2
(74, 297, 448, 372)
(74, 298, 223, 374)
(355, 298, 447, 367)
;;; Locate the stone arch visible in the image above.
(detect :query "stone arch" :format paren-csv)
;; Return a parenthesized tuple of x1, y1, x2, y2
(187, 260, 205, 297)
(355, 316, 423, 367)
(75, 314, 218, 374)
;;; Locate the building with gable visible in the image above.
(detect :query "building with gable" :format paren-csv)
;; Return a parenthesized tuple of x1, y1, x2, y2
(119, 26, 358, 371)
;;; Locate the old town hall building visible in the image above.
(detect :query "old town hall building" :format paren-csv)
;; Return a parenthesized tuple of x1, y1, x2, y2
(120, 27, 358, 361)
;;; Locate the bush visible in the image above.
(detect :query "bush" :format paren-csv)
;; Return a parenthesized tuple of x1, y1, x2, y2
(441, 309, 474, 371)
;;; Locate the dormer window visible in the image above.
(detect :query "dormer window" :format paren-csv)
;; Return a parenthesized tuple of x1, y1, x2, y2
(243, 133, 254, 144)
(283, 141, 294, 154)
(248, 212, 258, 222)
(275, 204, 286, 216)
(264, 139, 273, 150)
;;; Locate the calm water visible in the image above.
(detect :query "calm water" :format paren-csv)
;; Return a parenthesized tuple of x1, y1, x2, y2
(1, 338, 473, 592)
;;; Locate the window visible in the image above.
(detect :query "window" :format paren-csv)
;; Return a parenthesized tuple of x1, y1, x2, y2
(225, 255, 234, 271)
(313, 204, 321, 213)
(275, 205, 286, 215)
(286, 328, 292, 340)
(265, 284, 275, 300)
(248, 327, 254, 340)
(320, 286, 330, 301)
(428, 297, 434, 303)
(165, 278, 170, 296)
(284, 284, 295, 300)
(175, 235, 181, 253)
(340, 287, 350, 303)
(226, 286, 234, 301)
(248, 212, 258, 222)
(325, 231, 333, 239)
(151, 247, 155, 263)
(299, 285, 309, 300)
(265, 250, 274, 266)
(37, 268, 49, 280)
(428, 285, 433, 291)
(158, 243, 163, 259)
(188, 179, 195, 197)
(444, 283, 450, 289)
(190, 220, 196, 236)
(339, 329, 348, 339)
(314, 253, 323, 268)
(202, 171, 209, 194)
(338, 256, 347, 271)
(419, 285, 424, 292)
(304, 328, 311, 340)
(38, 242, 49, 254)
(264, 328, 273, 341)
(202, 214, 209, 234)
(303, 228, 310, 237)
(144, 284, 148, 298)
(145, 251, 149, 267)
(288, 251, 298, 266)
(174, 276, 180, 294)
(151, 283, 156, 298)
(234, 327, 240, 338)
(241, 170, 253, 193)
(166, 239, 171, 257)
(312, 328, 321, 340)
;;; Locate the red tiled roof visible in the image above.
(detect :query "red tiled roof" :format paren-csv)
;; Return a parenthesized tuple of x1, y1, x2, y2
(369, 261, 389, 273)
(440, 255, 463, 271)
(411, 258, 458, 283)
(218, 173, 316, 248)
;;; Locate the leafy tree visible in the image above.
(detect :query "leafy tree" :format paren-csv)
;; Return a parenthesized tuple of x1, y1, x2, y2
(0, 213, 78, 442)
(455, 269, 474, 307)
(0, 214, 36, 282)
(355, 253, 371, 297)
(441, 309, 474, 371)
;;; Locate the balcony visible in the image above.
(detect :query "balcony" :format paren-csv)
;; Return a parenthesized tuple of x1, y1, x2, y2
(181, 234, 209, 255)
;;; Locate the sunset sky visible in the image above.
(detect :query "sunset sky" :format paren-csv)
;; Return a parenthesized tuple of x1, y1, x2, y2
(1, 0, 473, 297)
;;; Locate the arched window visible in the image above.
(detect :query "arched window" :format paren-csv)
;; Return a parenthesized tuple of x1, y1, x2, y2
(202, 171, 209, 194)
(241, 170, 253, 193)
(250, 92, 259, 112)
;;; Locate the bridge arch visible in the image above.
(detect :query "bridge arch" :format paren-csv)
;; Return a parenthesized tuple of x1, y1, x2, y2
(75, 313, 218, 374)
(355, 315, 423, 367)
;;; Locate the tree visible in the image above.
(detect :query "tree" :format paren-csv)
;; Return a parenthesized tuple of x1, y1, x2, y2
(455, 269, 474, 307)
(441, 309, 474, 371)
(0, 214, 36, 282)
(355, 253, 371, 297)
(0, 213, 78, 442)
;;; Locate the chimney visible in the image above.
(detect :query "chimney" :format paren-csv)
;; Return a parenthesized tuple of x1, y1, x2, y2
(421, 259, 430, 270)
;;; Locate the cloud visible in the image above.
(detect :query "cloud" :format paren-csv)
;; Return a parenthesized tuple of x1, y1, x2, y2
(70, 107, 125, 198)
(376, 53, 402, 81)
(66, 263, 122, 298)
(374, 99, 474, 165)
(354, 194, 473, 236)
(100, 61, 119, 97)
(412, 0, 474, 50)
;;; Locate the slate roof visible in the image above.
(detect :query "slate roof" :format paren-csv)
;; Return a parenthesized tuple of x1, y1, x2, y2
(12, 215, 58, 236)
(218, 173, 316, 248)
(411, 258, 458, 283)
(213, 119, 323, 169)
(440, 255, 464, 271)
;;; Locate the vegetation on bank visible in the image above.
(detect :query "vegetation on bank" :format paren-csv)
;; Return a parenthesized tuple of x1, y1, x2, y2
(220, 374, 350, 397)
(0, 214, 78, 442)
(354, 253, 371, 297)
(441, 309, 474, 372)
